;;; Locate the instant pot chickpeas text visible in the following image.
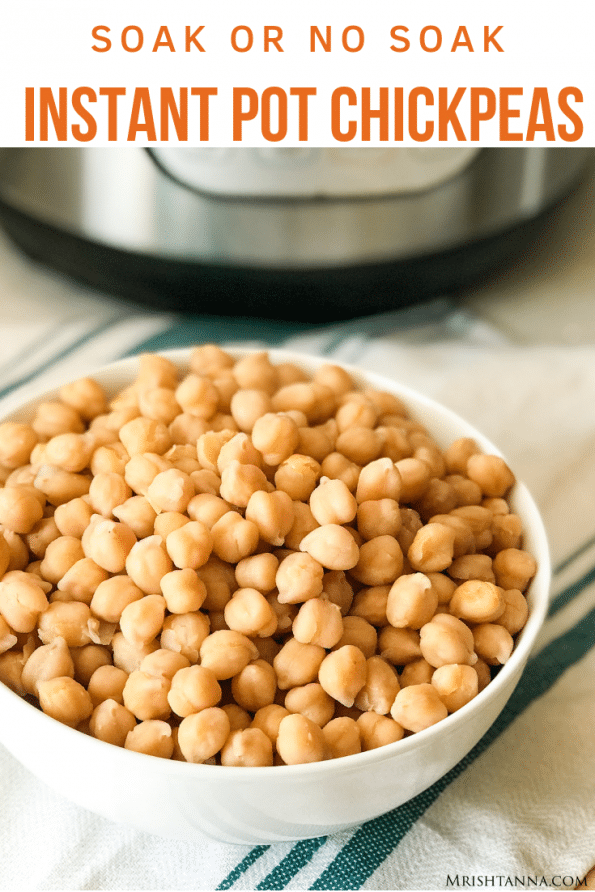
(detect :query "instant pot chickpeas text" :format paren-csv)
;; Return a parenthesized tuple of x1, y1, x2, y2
(0, 349, 536, 765)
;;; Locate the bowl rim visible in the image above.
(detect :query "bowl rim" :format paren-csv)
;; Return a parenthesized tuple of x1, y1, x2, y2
(0, 346, 551, 779)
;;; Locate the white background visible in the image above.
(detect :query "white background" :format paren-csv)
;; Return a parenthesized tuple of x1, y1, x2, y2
(1, 0, 593, 146)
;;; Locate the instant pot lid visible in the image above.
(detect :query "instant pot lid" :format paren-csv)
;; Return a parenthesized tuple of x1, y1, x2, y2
(0, 147, 592, 321)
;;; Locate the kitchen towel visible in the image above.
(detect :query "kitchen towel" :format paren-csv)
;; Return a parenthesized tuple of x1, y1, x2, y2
(0, 276, 594, 891)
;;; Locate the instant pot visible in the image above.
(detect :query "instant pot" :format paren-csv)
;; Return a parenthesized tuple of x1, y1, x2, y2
(0, 147, 591, 321)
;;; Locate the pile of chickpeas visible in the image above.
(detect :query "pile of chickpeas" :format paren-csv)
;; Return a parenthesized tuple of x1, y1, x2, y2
(0, 347, 537, 767)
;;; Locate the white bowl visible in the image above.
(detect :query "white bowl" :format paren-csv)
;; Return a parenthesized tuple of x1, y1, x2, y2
(0, 348, 550, 844)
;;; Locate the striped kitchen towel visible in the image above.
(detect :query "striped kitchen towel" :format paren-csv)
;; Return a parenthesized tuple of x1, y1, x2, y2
(0, 293, 594, 891)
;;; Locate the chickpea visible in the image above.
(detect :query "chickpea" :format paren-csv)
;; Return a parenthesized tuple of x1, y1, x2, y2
(0, 484, 44, 534)
(492, 548, 537, 592)
(487, 513, 523, 555)
(496, 588, 529, 635)
(196, 555, 237, 611)
(25, 516, 61, 559)
(54, 497, 95, 538)
(111, 632, 159, 673)
(0, 422, 39, 469)
(222, 703, 252, 732)
(232, 351, 278, 392)
(124, 453, 170, 497)
(449, 580, 505, 624)
(274, 454, 321, 501)
(275, 552, 324, 605)
(21, 636, 74, 697)
(217, 433, 262, 473)
(394, 458, 431, 503)
(146, 468, 194, 515)
(38, 676, 93, 728)
(199, 630, 259, 680)
(0, 615, 17, 654)
(37, 601, 92, 648)
(449, 554, 495, 586)
(276, 713, 327, 764)
(283, 502, 319, 551)
(87, 664, 129, 707)
(273, 637, 325, 691)
(356, 499, 401, 542)
(160, 612, 210, 663)
(353, 655, 400, 714)
(120, 595, 166, 648)
(292, 597, 344, 649)
(335, 395, 377, 432)
(450, 505, 494, 551)
(442, 437, 479, 475)
(119, 416, 172, 457)
(122, 668, 171, 721)
(159, 568, 206, 614)
(0, 570, 49, 633)
(177, 707, 230, 763)
(251, 413, 299, 466)
(211, 511, 259, 564)
(125, 720, 174, 759)
(378, 626, 422, 665)
(39, 535, 85, 585)
(390, 683, 448, 732)
(426, 572, 457, 605)
(251, 703, 289, 747)
(428, 514, 476, 559)
(235, 552, 278, 593)
(285, 682, 335, 727)
(350, 585, 390, 627)
(87, 472, 132, 518)
(90, 575, 144, 623)
(472, 623, 514, 665)
(112, 496, 157, 539)
(3, 531, 30, 572)
(167, 664, 222, 717)
(357, 712, 404, 750)
(186, 493, 231, 530)
(169, 413, 209, 446)
(322, 716, 361, 759)
(125, 536, 173, 594)
(42, 433, 93, 474)
(33, 401, 85, 439)
(466, 454, 515, 498)
(83, 517, 137, 573)
(90, 699, 137, 747)
(190, 469, 221, 496)
(386, 573, 438, 630)
(163, 521, 212, 572)
(221, 727, 274, 767)
(373, 426, 408, 464)
(333, 615, 377, 658)
(431, 664, 479, 713)
(71, 644, 112, 686)
(245, 490, 294, 547)
(321, 570, 354, 616)
(351, 536, 403, 587)
(419, 614, 477, 668)
(408, 523, 456, 573)
(318, 645, 367, 708)
(190, 343, 234, 377)
(299, 523, 359, 571)
(232, 659, 277, 712)
(224, 586, 277, 637)
(308, 477, 357, 528)
(397, 507, 424, 554)
(399, 658, 434, 688)
(0, 649, 27, 695)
